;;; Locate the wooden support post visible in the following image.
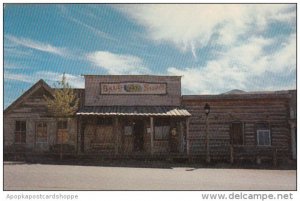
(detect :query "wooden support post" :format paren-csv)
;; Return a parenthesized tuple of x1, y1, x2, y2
(114, 117, 119, 155)
(273, 148, 278, 167)
(230, 145, 234, 164)
(76, 116, 80, 155)
(205, 115, 210, 163)
(80, 119, 85, 153)
(180, 121, 184, 153)
(150, 117, 154, 155)
(186, 118, 190, 156)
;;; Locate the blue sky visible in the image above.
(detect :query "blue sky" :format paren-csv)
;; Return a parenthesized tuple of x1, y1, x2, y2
(4, 4, 296, 108)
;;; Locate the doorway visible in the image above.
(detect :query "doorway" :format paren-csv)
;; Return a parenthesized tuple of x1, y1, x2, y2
(133, 120, 144, 152)
(230, 122, 244, 145)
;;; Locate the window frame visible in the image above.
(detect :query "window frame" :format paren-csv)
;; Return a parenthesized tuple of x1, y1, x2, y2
(257, 129, 271, 146)
(15, 120, 26, 144)
(154, 125, 170, 141)
(35, 122, 48, 143)
(154, 118, 170, 141)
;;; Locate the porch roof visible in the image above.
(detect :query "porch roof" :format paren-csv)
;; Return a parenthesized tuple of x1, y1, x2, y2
(76, 106, 191, 117)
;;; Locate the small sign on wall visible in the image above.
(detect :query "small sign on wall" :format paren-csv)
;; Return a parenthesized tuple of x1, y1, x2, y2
(100, 82, 167, 95)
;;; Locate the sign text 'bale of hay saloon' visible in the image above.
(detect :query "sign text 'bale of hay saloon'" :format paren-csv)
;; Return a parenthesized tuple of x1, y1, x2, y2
(100, 82, 167, 95)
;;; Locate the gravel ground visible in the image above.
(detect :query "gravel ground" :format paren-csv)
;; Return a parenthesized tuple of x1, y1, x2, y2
(4, 162, 296, 190)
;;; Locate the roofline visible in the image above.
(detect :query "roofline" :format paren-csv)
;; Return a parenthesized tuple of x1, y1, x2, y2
(4, 79, 53, 114)
(182, 92, 292, 101)
(82, 74, 182, 78)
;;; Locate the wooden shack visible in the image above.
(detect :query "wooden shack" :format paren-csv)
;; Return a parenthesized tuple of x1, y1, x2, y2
(4, 80, 83, 154)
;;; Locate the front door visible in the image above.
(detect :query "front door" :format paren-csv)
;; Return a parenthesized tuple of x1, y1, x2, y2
(231, 122, 244, 145)
(133, 120, 144, 151)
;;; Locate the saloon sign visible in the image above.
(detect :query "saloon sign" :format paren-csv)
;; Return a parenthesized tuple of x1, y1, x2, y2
(100, 82, 167, 94)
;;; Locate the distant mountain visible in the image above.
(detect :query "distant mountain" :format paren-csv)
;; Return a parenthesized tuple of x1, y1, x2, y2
(222, 89, 246, 94)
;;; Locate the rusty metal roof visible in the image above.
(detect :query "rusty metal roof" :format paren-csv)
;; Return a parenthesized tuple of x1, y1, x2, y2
(77, 106, 191, 117)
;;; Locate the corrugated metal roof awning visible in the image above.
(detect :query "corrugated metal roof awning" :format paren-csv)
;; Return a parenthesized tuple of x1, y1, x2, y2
(77, 106, 191, 117)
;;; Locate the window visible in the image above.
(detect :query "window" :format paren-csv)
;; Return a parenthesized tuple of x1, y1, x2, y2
(256, 122, 271, 146)
(154, 118, 170, 140)
(230, 122, 244, 145)
(15, 121, 26, 143)
(58, 120, 68, 129)
(155, 126, 170, 140)
(36, 122, 47, 143)
(257, 130, 271, 146)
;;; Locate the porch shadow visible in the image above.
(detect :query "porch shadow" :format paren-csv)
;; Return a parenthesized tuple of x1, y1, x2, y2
(3, 155, 296, 170)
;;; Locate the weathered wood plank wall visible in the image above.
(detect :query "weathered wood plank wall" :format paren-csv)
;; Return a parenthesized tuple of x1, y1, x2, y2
(182, 95, 291, 160)
(4, 87, 83, 153)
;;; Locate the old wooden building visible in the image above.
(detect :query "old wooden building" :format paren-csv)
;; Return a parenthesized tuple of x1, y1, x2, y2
(77, 75, 190, 155)
(182, 91, 296, 163)
(3, 75, 296, 163)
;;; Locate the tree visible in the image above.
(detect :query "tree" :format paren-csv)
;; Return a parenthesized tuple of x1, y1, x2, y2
(44, 73, 79, 117)
(44, 73, 79, 159)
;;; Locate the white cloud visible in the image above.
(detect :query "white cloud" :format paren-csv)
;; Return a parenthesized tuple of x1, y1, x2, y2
(4, 71, 84, 88)
(266, 34, 296, 73)
(168, 34, 296, 94)
(5, 35, 70, 57)
(4, 71, 33, 83)
(58, 5, 116, 42)
(86, 51, 149, 74)
(116, 4, 295, 57)
(35, 71, 84, 88)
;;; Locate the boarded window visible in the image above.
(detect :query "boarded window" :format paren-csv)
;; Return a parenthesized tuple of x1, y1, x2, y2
(94, 126, 114, 143)
(230, 122, 244, 145)
(57, 120, 68, 143)
(256, 123, 271, 146)
(15, 121, 26, 143)
(36, 122, 47, 143)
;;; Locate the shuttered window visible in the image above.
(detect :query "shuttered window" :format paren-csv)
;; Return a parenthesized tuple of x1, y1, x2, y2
(15, 121, 26, 143)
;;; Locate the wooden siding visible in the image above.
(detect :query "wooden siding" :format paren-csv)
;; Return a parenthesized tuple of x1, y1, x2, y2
(182, 97, 291, 160)
(80, 116, 186, 154)
(4, 85, 78, 153)
(84, 75, 181, 106)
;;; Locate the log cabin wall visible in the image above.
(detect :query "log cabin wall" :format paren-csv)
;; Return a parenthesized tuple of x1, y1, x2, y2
(182, 93, 292, 160)
(288, 90, 297, 160)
